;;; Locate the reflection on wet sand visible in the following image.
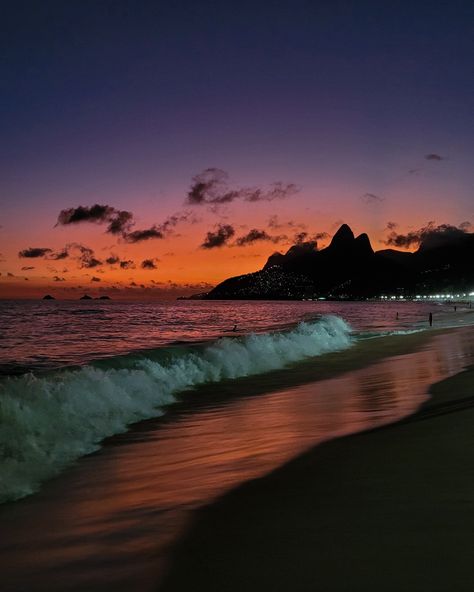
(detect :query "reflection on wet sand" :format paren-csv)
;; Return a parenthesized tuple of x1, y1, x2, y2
(1, 329, 473, 592)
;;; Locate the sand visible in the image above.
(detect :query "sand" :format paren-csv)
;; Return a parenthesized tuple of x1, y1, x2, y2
(160, 362, 474, 591)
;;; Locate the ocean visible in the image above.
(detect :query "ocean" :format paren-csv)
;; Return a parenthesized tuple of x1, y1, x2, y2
(0, 299, 473, 591)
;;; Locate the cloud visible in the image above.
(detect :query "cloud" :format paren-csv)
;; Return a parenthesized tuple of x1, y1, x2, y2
(267, 215, 306, 230)
(425, 153, 444, 161)
(159, 210, 198, 233)
(201, 224, 235, 249)
(187, 168, 299, 206)
(235, 229, 285, 246)
(106, 210, 135, 235)
(119, 259, 135, 269)
(123, 211, 197, 243)
(123, 226, 164, 243)
(53, 276, 65, 282)
(18, 247, 52, 258)
(7, 272, 15, 277)
(21, 266, 35, 270)
(293, 231, 329, 246)
(56, 203, 195, 244)
(384, 221, 470, 249)
(64, 243, 102, 268)
(50, 248, 70, 260)
(106, 255, 120, 265)
(91, 276, 101, 282)
(141, 258, 158, 270)
(361, 193, 384, 204)
(385, 221, 398, 231)
(56, 204, 134, 235)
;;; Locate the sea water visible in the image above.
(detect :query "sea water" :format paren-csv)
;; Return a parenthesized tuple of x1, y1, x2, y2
(0, 299, 469, 503)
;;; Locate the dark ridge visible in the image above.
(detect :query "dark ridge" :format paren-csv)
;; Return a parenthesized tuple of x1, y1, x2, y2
(203, 223, 474, 300)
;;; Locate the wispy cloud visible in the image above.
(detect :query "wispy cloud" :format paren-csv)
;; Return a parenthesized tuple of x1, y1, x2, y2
(361, 193, 384, 204)
(187, 168, 299, 206)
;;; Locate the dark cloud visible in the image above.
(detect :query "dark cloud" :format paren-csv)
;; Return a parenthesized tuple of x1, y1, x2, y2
(91, 276, 101, 282)
(122, 211, 197, 243)
(361, 193, 384, 204)
(106, 255, 120, 265)
(67, 243, 102, 268)
(386, 221, 398, 231)
(107, 210, 135, 235)
(201, 224, 235, 249)
(56, 202, 194, 244)
(57, 204, 115, 225)
(385, 222, 470, 249)
(7, 272, 15, 277)
(21, 266, 35, 271)
(50, 248, 69, 260)
(187, 168, 299, 206)
(425, 153, 444, 161)
(235, 229, 285, 246)
(141, 258, 158, 270)
(18, 247, 52, 258)
(119, 259, 135, 269)
(56, 204, 134, 235)
(53, 276, 65, 282)
(123, 226, 164, 243)
(293, 231, 329, 246)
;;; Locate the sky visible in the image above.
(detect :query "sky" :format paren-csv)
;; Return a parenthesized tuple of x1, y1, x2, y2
(1, 0, 473, 299)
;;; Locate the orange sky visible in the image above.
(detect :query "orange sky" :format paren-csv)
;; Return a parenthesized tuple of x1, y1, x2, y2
(1, 171, 470, 299)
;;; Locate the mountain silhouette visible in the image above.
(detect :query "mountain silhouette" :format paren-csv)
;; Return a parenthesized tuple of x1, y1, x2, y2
(204, 224, 474, 299)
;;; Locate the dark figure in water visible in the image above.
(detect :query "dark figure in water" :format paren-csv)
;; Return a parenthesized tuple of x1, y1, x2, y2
(429, 312, 433, 327)
(232, 324, 237, 332)
(454, 306, 457, 312)
(396, 312, 399, 320)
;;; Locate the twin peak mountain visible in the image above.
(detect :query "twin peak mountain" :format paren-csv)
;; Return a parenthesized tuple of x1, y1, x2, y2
(202, 224, 473, 300)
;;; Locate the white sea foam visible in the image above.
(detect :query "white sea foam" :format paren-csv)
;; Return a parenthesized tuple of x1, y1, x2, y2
(0, 315, 352, 503)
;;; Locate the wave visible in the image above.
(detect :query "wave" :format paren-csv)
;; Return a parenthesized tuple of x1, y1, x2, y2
(0, 315, 352, 503)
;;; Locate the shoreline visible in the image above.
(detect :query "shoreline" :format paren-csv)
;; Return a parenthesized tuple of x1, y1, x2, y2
(159, 340, 474, 591)
(1, 325, 473, 592)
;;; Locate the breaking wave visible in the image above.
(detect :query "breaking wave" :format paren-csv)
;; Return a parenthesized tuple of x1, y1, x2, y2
(0, 315, 352, 503)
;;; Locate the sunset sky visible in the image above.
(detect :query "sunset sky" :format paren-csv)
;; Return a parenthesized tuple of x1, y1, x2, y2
(1, 1, 473, 299)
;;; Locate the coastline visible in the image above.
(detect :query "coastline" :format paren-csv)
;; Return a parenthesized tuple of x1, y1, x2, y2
(160, 338, 474, 591)
(1, 323, 473, 592)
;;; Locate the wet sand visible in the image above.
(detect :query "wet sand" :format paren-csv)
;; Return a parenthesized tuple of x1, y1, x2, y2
(160, 334, 474, 591)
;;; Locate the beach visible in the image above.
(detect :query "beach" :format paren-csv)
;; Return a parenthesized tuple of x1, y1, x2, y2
(160, 331, 474, 591)
(0, 304, 473, 592)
